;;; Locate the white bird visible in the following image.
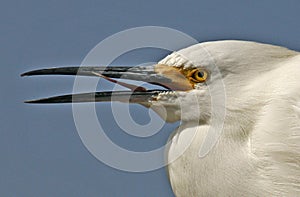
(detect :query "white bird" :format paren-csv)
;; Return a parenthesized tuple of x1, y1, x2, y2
(22, 40, 300, 196)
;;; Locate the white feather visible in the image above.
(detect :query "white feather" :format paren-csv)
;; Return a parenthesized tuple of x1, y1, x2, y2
(158, 41, 300, 196)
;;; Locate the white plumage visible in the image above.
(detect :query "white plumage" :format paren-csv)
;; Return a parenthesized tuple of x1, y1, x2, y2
(154, 41, 300, 196)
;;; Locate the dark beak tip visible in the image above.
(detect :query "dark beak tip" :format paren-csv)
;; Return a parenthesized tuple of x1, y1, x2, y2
(24, 100, 36, 104)
(24, 98, 50, 104)
(24, 99, 54, 104)
(21, 71, 34, 77)
(21, 70, 38, 77)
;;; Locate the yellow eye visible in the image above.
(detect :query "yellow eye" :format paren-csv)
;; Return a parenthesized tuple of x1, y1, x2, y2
(190, 69, 208, 83)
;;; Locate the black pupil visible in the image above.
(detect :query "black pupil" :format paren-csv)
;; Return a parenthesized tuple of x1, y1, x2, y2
(197, 71, 204, 78)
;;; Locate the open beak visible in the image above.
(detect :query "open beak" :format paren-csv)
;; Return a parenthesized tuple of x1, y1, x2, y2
(21, 64, 193, 104)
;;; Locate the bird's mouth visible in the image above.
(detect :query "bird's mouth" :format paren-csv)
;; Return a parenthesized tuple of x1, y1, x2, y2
(21, 64, 194, 104)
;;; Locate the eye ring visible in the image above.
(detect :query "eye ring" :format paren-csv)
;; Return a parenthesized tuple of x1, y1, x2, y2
(190, 69, 208, 83)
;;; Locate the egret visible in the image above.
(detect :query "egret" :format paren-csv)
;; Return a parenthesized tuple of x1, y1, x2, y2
(22, 40, 300, 196)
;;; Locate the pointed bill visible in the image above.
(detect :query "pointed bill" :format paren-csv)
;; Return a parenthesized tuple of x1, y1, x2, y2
(24, 90, 166, 104)
(22, 64, 193, 104)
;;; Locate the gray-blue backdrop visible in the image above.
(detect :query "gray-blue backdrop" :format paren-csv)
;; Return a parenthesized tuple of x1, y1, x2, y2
(1, 0, 299, 196)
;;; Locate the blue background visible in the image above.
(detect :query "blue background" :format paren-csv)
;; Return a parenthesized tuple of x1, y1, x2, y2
(1, 0, 299, 196)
